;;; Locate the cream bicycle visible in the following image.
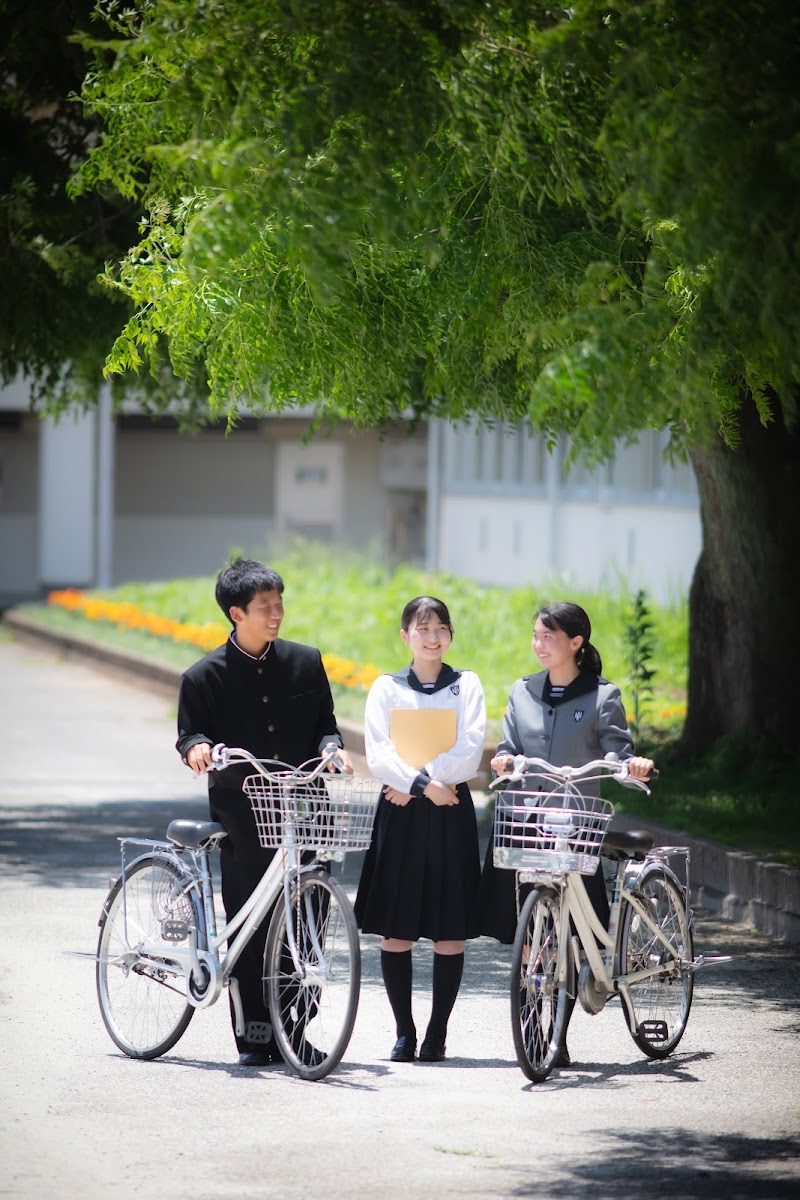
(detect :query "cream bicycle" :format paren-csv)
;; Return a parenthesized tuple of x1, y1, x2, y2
(95, 745, 377, 1080)
(492, 755, 725, 1082)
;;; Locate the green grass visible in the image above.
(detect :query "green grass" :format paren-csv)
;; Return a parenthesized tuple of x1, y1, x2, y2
(12, 541, 797, 864)
(613, 733, 800, 868)
(35, 541, 689, 727)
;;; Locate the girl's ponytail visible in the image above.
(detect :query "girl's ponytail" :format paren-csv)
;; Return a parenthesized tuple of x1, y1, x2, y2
(577, 639, 602, 676)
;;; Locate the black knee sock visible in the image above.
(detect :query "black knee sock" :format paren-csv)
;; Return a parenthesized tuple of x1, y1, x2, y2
(380, 949, 415, 1039)
(561, 991, 576, 1050)
(425, 952, 465, 1044)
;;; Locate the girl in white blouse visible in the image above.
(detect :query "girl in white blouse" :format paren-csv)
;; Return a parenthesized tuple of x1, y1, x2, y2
(354, 595, 486, 1064)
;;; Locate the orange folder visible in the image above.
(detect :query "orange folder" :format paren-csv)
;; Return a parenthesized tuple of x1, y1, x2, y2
(389, 709, 457, 769)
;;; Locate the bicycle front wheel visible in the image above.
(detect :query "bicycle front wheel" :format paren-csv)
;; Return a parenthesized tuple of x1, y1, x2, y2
(510, 887, 571, 1083)
(619, 864, 694, 1059)
(96, 855, 199, 1059)
(264, 869, 360, 1081)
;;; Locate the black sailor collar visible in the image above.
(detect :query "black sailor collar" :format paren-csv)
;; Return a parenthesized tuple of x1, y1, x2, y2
(388, 663, 462, 694)
(525, 668, 602, 707)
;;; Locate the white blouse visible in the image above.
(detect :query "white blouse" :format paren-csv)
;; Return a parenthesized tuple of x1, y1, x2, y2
(364, 667, 486, 794)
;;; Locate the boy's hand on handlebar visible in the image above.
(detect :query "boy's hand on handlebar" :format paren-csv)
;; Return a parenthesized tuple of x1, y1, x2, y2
(322, 744, 354, 774)
(491, 754, 514, 776)
(627, 755, 655, 781)
(321, 741, 353, 774)
(186, 742, 213, 775)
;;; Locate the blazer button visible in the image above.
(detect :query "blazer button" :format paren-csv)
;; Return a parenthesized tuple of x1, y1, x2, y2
(543, 733, 551, 742)
(262, 695, 269, 703)
(548, 709, 553, 716)
(267, 724, 275, 732)
(257, 667, 263, 675)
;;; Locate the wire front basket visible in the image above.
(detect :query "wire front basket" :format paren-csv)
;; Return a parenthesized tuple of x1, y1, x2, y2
(243, 773, 379, 852)
(493, 788, 614, 875)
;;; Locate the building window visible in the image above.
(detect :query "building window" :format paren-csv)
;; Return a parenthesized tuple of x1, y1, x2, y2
(441, 422, 696, 505)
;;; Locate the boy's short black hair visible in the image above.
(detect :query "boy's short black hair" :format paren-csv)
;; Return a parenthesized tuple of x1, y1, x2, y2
(215, 558, 284, 626)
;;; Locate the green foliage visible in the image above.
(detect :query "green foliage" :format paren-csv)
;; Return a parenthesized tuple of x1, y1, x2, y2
(623, 589, 656, 733)
(0, 0, 211, 415)
(614, 734, 800, 867)
(66, 0, 799, 452)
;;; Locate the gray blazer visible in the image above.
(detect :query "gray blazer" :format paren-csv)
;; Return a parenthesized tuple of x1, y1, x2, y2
(497, 669, 634, 798)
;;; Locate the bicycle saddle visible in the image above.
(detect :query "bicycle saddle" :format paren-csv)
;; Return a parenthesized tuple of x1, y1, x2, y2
(603, 828, 654, 860)
(167, 819, 227, 848)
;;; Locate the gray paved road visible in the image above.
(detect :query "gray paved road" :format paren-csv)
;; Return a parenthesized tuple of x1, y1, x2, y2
(1, 634, 798, 1199)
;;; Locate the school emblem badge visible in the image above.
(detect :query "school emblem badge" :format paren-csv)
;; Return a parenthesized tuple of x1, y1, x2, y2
(573, 709, 584, 722)
(450, 684, 460, 696)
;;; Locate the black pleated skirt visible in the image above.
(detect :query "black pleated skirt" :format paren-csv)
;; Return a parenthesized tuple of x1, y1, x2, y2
(354, 782, 481, 942)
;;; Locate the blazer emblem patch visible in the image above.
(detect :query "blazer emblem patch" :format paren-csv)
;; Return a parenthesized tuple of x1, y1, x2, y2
(573, 709, 584, 722)
(450, 684, 460, 696)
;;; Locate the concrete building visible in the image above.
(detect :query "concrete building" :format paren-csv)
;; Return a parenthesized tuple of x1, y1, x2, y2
(0, 380, 699, 606)
(430, 419, 700, 602)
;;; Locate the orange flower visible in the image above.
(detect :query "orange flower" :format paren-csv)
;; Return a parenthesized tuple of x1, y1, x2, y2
(48, 590, 378, 691)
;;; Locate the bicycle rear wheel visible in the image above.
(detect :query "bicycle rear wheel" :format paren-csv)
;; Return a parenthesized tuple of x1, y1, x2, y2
(264, 869, 360, 1081)
(510, 887, 571, 1083)
(619, 864, 694, 1058)
(96, 855, 199, 1059)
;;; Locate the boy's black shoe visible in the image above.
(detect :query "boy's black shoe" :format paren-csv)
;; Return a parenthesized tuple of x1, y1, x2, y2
(238, 1050, 272, 1067)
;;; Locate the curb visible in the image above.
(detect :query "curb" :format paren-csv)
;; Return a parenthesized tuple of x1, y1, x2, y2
(5, 608, 799, 944)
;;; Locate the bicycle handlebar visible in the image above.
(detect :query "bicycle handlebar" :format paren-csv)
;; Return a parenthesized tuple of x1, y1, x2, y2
(209, 743, 350, 780)
(489, 753, 656, 794)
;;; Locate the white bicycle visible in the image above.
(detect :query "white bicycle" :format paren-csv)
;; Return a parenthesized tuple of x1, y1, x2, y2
(95, 746, 378, 1080)
(491, 755, 726, 1082)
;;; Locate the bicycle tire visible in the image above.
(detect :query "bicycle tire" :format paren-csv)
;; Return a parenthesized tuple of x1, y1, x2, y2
(264, 869, 360, 1081)
(510, 887, 571, 1083)
(96, 855, 199, 1059)
(619, 863, 694, 1059)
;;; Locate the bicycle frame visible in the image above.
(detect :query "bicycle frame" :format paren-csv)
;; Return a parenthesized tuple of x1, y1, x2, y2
(550, 851, 692, 1033)
(111, 765, 339, 1039)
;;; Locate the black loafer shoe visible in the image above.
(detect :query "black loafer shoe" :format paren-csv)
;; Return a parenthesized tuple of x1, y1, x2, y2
(552, 1044, 571, 1068)
(238, 1050, 272, 1067)
(418, 1037, 446, 1063)
(390, 1035, 417, 1062)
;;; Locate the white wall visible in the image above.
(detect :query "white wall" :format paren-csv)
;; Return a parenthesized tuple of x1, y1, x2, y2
(38, 410, 96, 588)
(115, 516, 278, 581)
(437, 494, 701, 602)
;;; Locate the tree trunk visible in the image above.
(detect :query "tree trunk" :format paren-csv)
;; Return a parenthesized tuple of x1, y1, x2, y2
(681, 398, 800, 754)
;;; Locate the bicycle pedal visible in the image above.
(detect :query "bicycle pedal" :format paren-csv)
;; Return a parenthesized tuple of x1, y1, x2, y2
(639, 1019, 669, 1042)
(161, 919, 189, 942)
(245, 1021, 274, 1044)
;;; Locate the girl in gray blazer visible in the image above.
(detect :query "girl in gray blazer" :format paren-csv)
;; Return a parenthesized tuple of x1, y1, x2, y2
(477, 601, 654, 1064)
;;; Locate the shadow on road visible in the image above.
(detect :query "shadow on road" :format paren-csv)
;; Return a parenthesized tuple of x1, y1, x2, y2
(0, 796, 207, 885)
(506, 1128, 800, 1198)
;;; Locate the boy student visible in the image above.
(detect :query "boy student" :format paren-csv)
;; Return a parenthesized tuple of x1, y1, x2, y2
(177, 558, 352, 1066)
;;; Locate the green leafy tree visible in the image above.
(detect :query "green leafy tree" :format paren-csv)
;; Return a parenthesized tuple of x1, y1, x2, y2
(18, 0, 800, 752)
(0, 0, 207, 415)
